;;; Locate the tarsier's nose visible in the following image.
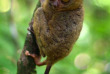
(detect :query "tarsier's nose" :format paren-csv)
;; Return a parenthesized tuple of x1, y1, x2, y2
(51, 0, 60, 7)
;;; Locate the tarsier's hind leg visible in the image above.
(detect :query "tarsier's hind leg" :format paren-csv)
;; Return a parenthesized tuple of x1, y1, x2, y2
(25, 50, 52, 74)
(25, 50, 46, 66)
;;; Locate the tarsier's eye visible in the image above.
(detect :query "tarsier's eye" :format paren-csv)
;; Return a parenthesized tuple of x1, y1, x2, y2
(61, 0, 69, 3)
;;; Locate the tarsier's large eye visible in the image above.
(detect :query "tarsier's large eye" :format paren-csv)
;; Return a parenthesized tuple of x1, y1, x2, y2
(61, 0, 69, 3)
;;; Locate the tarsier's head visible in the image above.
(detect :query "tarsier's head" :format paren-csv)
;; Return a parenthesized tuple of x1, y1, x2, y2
(49, 0, 83, 11)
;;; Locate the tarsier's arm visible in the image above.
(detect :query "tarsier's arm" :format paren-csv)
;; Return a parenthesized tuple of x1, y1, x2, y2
(29, 7, 52, 74)
(33, 7, 49, 57)
(33, 7, 49, 33)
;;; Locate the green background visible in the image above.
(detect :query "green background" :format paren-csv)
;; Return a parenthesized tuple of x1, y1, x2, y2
(0, 0, 110, 74)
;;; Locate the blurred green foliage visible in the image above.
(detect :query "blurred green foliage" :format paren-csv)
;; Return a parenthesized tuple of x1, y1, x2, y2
(0, 0, 110, 74)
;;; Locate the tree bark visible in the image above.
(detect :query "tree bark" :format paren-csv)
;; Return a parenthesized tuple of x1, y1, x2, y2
(17, 1, 41, 74)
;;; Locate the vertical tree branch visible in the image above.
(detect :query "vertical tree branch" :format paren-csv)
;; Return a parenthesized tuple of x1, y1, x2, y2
(17, 2, 41, 74)
(17, 30, 40, 74)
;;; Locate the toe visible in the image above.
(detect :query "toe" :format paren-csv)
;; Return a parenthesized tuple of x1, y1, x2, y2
(25, 50, 30, 56)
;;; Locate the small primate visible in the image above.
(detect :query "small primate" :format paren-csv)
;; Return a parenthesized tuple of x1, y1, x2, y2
(25, 0, 84, 74)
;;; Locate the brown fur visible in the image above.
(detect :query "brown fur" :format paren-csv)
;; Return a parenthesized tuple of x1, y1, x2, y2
(31, 0, 84, 73)
(33, 5, 83, 65)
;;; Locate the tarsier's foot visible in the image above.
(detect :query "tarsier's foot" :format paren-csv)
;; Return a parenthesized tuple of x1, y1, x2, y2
(25, 50, 37, 58)
(25, 50, 46, 66)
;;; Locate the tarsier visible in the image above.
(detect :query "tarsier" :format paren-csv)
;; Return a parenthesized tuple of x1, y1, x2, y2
(25, 0, 84, 74)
